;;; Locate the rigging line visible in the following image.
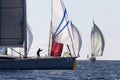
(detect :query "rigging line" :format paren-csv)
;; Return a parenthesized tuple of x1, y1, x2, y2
(67, 22, 76, 57)
(31, 43, 47, 49)
(9, 47, 24, 57)
(41, 49, 48, 52)
(30, 46, 48, 52)
(54, 9, 67, 37)
(54, 20, 69, 39)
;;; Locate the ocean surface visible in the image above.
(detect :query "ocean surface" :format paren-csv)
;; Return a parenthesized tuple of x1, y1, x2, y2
(0, 60, 120, 80)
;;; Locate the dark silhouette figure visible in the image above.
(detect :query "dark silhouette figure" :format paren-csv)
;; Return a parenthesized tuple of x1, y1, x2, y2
(5, 49, 7, 55)
(37, 48, 43, 58)
(67, 44, 72, 56)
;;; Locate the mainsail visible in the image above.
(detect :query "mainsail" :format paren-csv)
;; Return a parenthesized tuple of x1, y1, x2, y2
(0, 0, 26, 46)
(49, 0, 82, 57)
(91, 21, 105, 57)
(10, 24, 33, 56)
(0, 0, 33, 57)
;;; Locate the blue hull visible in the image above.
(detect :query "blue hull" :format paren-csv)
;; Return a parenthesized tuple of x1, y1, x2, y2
(0, 57, 76, 70)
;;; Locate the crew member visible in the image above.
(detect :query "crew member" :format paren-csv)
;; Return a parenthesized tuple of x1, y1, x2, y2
(37, 48, 43, 58)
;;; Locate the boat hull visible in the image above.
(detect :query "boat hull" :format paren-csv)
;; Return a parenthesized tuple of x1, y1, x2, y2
(89, 57, 96, 62)
(0, 57, 76, 70)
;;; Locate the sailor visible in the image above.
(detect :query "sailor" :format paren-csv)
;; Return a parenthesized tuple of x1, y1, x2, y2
(37, 48, 43, 58)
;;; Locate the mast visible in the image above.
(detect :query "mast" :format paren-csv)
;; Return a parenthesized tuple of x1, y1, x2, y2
(23, 0, 27, 58)
(67, 44, 72, 56)
(48, 21, 52, 56)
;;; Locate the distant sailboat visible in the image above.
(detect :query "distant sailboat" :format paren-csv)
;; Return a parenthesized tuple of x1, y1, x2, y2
(88, 21, 105, 62)
(0, 0, 82, 70)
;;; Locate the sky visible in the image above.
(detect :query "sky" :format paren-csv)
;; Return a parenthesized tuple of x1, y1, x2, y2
(27, 0, 120, 60)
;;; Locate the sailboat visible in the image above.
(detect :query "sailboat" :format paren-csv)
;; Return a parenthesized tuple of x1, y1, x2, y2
(88, 21, 105, 62)
(0, 0, 82, 69)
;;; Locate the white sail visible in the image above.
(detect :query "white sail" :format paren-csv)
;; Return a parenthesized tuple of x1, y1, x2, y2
(52, 0, 71, 43)
(50, 0, 82, 57)
(71, 22, 82, 57)
(27, 24, 33, 53)
(91, 22, 105, 57)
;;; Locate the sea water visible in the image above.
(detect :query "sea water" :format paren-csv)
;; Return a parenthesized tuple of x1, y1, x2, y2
(0, 60, 120, 80)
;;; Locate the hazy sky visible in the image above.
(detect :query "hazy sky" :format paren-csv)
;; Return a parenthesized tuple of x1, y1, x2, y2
(27, 0, 120, 60)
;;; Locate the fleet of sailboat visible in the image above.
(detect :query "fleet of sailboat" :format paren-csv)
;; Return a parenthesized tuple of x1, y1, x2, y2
(0, 0, 105, 70)
(0, 0, 82, 69)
